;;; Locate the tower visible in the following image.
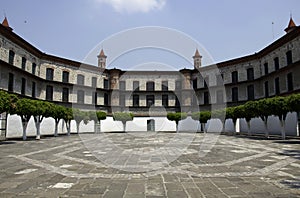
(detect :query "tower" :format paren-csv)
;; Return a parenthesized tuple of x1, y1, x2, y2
(1, 17, 13, 31)
(193, 49, 202, 69)
(97, 49, 107, 68)
(284, 17, 297, 34)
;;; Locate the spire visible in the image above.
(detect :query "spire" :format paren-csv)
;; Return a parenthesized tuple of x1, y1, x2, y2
(193, 49, 201, 58)
(1, 17, 13, 31)
(284, 17, 297, 33)
(193, 48, 202, 69)
(98, 49, 107, 58)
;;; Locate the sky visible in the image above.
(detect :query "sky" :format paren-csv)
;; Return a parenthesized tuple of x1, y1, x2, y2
(1, 0, 300, 70)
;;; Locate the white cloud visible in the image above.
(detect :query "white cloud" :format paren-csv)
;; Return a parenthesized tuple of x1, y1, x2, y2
(97, 0, 166, 13)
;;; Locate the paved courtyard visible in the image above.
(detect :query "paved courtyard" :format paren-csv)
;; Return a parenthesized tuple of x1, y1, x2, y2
(0, 132, 299, 198)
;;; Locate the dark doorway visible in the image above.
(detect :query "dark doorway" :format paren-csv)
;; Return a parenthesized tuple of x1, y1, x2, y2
(147, 119, 155, 131)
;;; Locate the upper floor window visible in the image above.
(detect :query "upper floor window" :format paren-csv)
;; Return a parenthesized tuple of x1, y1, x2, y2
(264, 63, 269, 75)
(77, 90, 85, 104)
(92, 77, 97, 88)
(204, 91, 209, 105)
(162, 81, 168, 91)
(46, 85, 53, 101)
(204, 76, 209, 88)
(162, 94, 168, 107)
(32, 63, 36, 75)
(232, 87, 238, 102)
(247, 84, 254, 100)
(32, 82, 36, 98)
(104, 93, 109, 105)
(133, 95, 139, 107)
(104, 79, 109, 89)
(274, 57, 280, 71)
(175, 80, 182, 90)
(21, 57, 26, 70)
(146, 81, 155, 91)
(93, 92, 98, 105)
(8, 50, 15, 65)
(119, 81, 126, 90)
(216, 90, 224, 104)
(77, 74, 85, 85)
(62, 88, 69, 102)
(133, 81, 139, 91)
(286, 50, 293, 65)
(146, 95, 155, 107)
(192, 79, 197, 89)
(8, 73, 14, 92)
(264, 81, 269, 97)
(287, 73, 293, 92)
(119, 94, 125, 107)
(46, 68, 54, 81)
(231, 71, 238, 84)
(62, 71, 69, 83)
(247, 68, 254, 81)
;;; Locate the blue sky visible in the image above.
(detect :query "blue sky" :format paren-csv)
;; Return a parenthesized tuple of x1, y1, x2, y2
(1, 0, 300, 70)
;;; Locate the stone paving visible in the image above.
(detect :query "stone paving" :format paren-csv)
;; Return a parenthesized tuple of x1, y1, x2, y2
(0, 132, 299, 197)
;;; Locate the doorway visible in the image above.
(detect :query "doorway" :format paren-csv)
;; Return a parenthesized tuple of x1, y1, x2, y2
(147, 119, 155, 132)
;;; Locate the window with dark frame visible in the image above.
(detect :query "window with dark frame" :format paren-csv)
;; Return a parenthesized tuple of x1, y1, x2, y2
(287, 73, 293, 91)
(247, 68, 254, 81)
(119, 81, 126, 90)
(286, 50, 293, 65)
(264, 63, 269, 75)
(21, 57, 26, 70)
(175, 96, 180, 107)
(274, 57, 280, 71)
(204, 76, 209, 88)
(21, 78, 26, 95)
(175, 80, 181, 90)
(247, 84, 255, 100)
(77, 90, 85, 104)
(232, 87, 238, 102)
(8, 73, 14, 92)
(77, 74, 84, 85)
(32, 63, 36, 75)
(133, 94, 139, 107)
(8, 50, 15, 65)
(231, 71, 238, 84)
(62, 88, 69, 102)
(275, 77, 280, 95)
(104, 79, 109, 89)
(146, 81, 155, 91)
(264, 81, 269, 97)
(162, 94, 168, 107)
(204, 91, 209, 105)
(162, 81, 168, 91)
(133, 81, 139, 91)
(46, 85, 53, 101)
(119, 94, 125, 107)
(193, 79, 197, 89)
(92, 92, 98, 105)
(104, 93, 109, 105)
(32, 82, 36, 98)
(146, 95, 155, 107)
(46, 68, 54, 81)
(62, 71, 69, 83)
(92, 77, 97, 88)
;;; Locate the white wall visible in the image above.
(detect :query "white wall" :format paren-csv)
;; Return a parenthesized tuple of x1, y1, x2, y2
(5, 113, 299, 138)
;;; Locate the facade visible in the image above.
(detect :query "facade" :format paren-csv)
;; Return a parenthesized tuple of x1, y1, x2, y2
(0, 17, 300, 119)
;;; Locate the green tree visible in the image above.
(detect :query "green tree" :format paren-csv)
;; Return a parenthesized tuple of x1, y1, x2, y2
(167, 112, 187, 133)
(63, 108, 73, 136)
(11, 98, 34, 140)
(231, 105, 245, 134)
(212, 108, 226, 132)
(31, 100, 53, 139)
(287, 93, 300, 134)
(51, 104, 66, 136)
(267, 96, 289, 140)
(113, 112, 134, 132)
(243, 101, 259, 136)
(256, 98, 273, 138)
(0, 91, 17, 114)
(73, 109, 89, 134)
(96, 111, 107, 133)
(192, 111, 211, 133)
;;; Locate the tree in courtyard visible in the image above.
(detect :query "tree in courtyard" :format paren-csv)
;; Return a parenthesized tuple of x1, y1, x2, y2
(0, 90, 17, 114)
(113, 112, 134, 132)
(73, 109, 89, 134)
(51, 104, 66, 136)
(287, 93, 300, 133)
(63, 108, 73, 135)
(167, 112, 187, 133)
(96, 111, 107, 133)
(243, 101, 259, 136)
(192, 111, 211, 133)
(256, 98, 273, 138)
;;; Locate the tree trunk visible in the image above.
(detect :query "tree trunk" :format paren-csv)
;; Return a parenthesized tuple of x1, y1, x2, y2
(281, 119, 286, 140)
(201, 123, 206, 133)
(54, 120, 59, 137)
(22, 121, 28, 141)
(76, 122, 80, 134)
(233, 120, 237, 135)
(264, 119, 269, 138)
(123, 122, 126, 132)
(66, 120, 71, 136)
(197, 121, 201, 132)
(247, 121, 251, 136)
(35, 117, 41, 140)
